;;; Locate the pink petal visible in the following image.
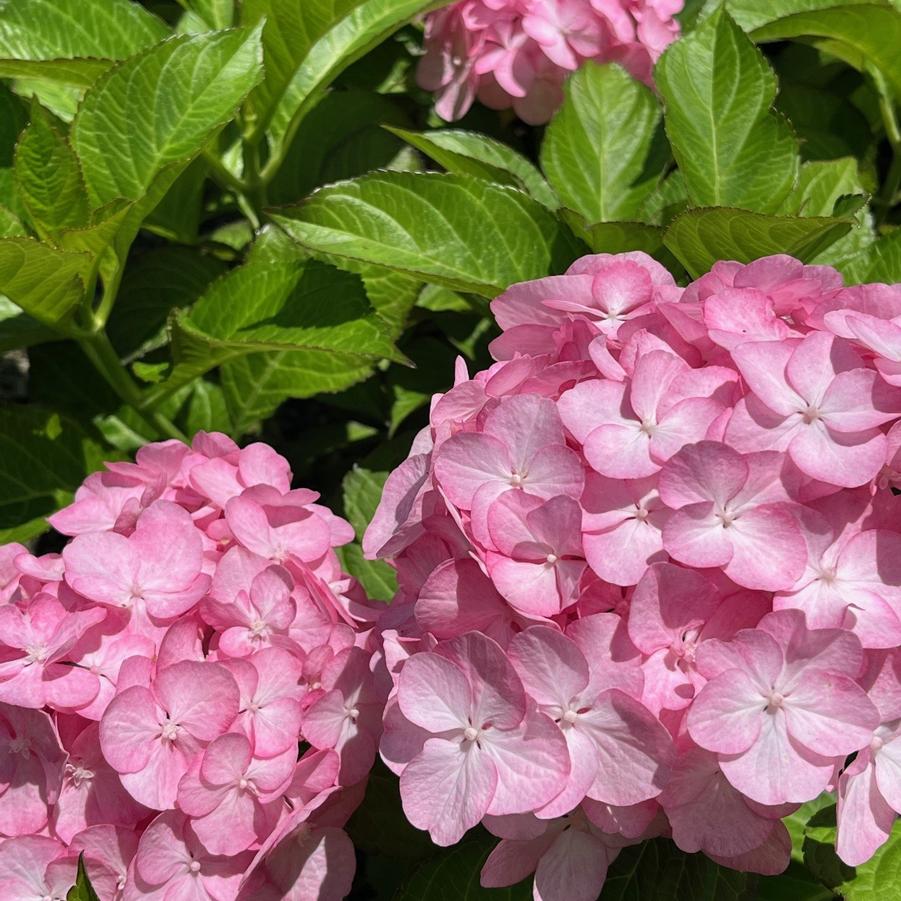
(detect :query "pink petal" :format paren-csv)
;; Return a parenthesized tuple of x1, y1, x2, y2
(397, 652, 471, 734)
(400, 737, 497, 846)
(580, 690, 673, 805)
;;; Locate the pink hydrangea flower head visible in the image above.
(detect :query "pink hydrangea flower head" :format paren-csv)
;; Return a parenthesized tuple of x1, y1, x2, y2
(418, 0, 684, 122)
(367, 251, 901, 880)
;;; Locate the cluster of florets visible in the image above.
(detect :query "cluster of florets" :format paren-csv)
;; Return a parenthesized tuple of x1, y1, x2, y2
(0, 432, 387, 900)
(417, 0, 683, 122)
(366, 252, 901, 899)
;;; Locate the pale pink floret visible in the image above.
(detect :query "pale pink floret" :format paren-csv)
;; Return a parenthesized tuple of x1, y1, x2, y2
(659, 738, 790, 860)
(130, 810, 252, 899)
(0, 835, 75, 901)
(628, 563, 769, 715)
(486, 491, 586, 616)
(658, 441, 806, 591)
(53, 721, 148, 844)
(220, 649, 303, 759)
(0, 704, 65, 837)
(225, 486, 333, 566)
(508, 623, 672, 817)
(63, 499, 210, 621)
(558, 349, 734, 478)
(0, 593, 105, 711)
(687, 610, 879, 805)
(480, 808, 628, 901)
(176, 732, 296, 856)
(726, 332, 901, 487)
(774, 508, 901, 648)
(434, 394, 583, 543)
(580, 474, 669, 587)
(302, 646, 386, 786)
(100, 660, 239, 810)
(394, 632, 569, 845)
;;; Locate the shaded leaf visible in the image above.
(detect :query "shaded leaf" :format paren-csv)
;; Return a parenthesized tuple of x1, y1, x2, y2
(394, 832, 530, 900)
(663, 206, 858, 277)
(268, 90, 412, 205)
(0, 405, 105, 543)
(749, 4, 901, 99)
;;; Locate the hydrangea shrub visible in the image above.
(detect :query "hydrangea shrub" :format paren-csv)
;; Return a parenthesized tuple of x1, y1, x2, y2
(367, 252, 901, 898)
(1, 0, 901, 898)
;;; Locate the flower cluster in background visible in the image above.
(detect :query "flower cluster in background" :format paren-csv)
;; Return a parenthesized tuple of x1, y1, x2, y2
(418, 0, 683, 122)
(367, 252, 901, 900)
(0, 434, 387, 900)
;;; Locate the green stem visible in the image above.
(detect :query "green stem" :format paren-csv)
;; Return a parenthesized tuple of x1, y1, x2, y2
(78, 332, 187, 442)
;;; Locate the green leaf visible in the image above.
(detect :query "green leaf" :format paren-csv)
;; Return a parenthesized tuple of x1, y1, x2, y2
(837, 818, 901, 900)
(242, 0, 441, 151)
(0, 0, 168, 86)
(0, 57, 114, 86)
(0, 238, 89, 327)
(780, 157, 865, 216)
(663, 206, 858, 277)
(858, 229, 901, 282)
(70, 26, 264, 207)
(0, 0, 168, 58)
(0, 296, 59, 351)
(748, 4, 901, 100)
(389, 127, 558, 208)
(219, 352, 374, 435)
(0, 206, 26, 237)
(775, 81, 873, 161)
(183, 0, 234, 29)
(143, 157, 209, 244)
(756, 863, 836, 901)
(656, 9, 800, 213)
(67, 854, 100, 901)
(268, 90, 412, 205)
(0, 405, 105, 543)
(271, 171, 586, 297)
(14, 103, 90, 240)
(541, 63, 667, 222)
(722, 0, 877, 32)
(106, 246, 228, 358)
(562, 213, 666, 256)
(600, 839, 759, 900)
(341, 466, 398, 601)
(162, 227, 400, 426)
(342, 466, 388, 538)
(394, 832, 530, 900)
(339, 542, 398, 600)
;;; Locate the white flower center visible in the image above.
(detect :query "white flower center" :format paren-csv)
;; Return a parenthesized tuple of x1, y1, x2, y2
(159, 719, 179, 742)
(463, 726, 480, 743)
(24, 644, 48, 664)
(802, 405, 822, 425)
